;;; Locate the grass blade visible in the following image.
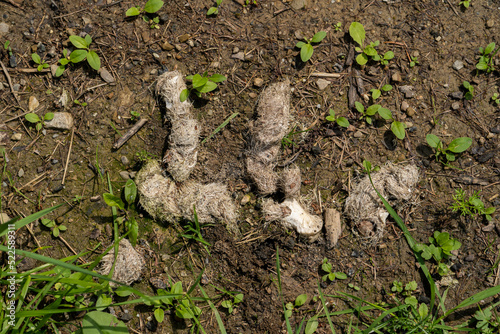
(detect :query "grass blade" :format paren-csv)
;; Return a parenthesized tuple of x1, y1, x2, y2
(318, 281, 336, 333)
(199, 285, 227, 334)
(201, 112, 239, 144)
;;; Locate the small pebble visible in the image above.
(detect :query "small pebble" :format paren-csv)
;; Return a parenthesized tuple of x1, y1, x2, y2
(465, 254, 475, 262)
(451, 102, 461, 110)
(187, 40, 194, 47)
(253, 77, 264, 87)
(486, 19, 495, 28)
(160, 41, 174, 51)
(119, 171, 130, 179)
(399, 85, 415, 99)
(231, 52, 245, 61)
(400, 101, 409, 112)
(90, 195, 101, 202)
(178, 34, 190, 43)
(316, 78, 330, 91)
(406, 107, 416, 117)
(18, 168, 24, 177)
(232, 46, 240, 54)
(12, 83, 20, 91)
(248, 92, 257, 98)
(29, 96, 39, 111)
(391, 72, 402, 82)
(51, 159, 59, 165)
(353, 130, 363, 138)
(452, 60, 463, 71)
(9, 54, 17, 68)
(11, 133, 22, 141)
(99, 68, 115, 84)
(450, 91, 464, 100)
(121, 156, 130, 165)
(241, 194, 251, 205)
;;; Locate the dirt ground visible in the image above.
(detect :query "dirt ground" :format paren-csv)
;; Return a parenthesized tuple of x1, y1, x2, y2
(1, 0, 500, 333)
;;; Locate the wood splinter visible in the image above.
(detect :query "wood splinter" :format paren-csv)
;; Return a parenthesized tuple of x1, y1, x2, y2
(324, 208, 342, 249)
(112, 118, 148, 150)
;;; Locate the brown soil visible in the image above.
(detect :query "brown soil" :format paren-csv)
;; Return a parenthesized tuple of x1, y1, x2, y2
(1, 0, 499, 333)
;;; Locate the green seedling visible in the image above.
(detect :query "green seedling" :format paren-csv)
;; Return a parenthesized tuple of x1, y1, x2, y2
(281, 126, 310, 148)
(463, 81, 474, 100)
(221, 293, 243, 314)
(243, 0, 258, 6)
(370, 84, 393, 100)
(25, 112, 54, 132)
(348, 283, 360, 291)
(103, 179, 139, 246)
(425, 134, 472, 163)
(414, 231, 461, 276)
(154, 280, 202, 323)
(362, 160, 380, 174)
(491, 93, 500, 105)
(296, 31, 327, 63)
(68, 35, 101, 71)
(354, 102, 406, 139)
(451, 188, 496, 221)
(180, 72, 227, 101)
(55, 48, 69, 77)
(125, 0, 163, 23)
(285, 293, 307, 318)
(41, 218, 67, 238)
(476, 42, 497, 73)
(326, 109, 350, 128)
(3, 40, 13, 56)
(135, 149, 158, 162)
(179, 206, 212, 255)
(321, 258, 347, 282)
(349, 22, 394, 66)
(207, 0, 223, 15)
(74, 99, 87, 107)
(410, 56, 419, 67)
(474, 306, 500, 333)
(31, 53, 49, 72)
(202, 112, 239, 144)
(459, 0, 470, 9)
(334, 22, 342, 32)
(130, 110, 141, 121)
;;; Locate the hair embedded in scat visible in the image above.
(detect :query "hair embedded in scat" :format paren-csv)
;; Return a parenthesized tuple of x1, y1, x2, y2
(98, 238, 145, 286)
(156, 71, 200, 182)
(135, 160, 238, 234)
(344, 162, 419, 243)
(246, 80, 290, 195)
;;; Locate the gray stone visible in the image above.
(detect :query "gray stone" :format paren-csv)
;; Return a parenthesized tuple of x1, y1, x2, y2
(121, 156, 130, 166)
(18, 168, 24, 177)
(353, 130, 363, 138)
(160, 41, 174, 51)
(253, 78, 264, 87)
(231, 52, 245, 61)
(0, 212, 10, 224)
(44, 112, 74, 130)
(0, 22, 9, 37)
(399, 85, 415, 98)
(316, 78, 330, 91)
(450, 91, 464, 100)
(406, 107, 416, 117)
(12, 83, 20, 91)
(50, 64, 59, 77)
(451, 102, 461, 110)
(119, 171, 131, 180)
(11, 133, 22, 141)
(232, 46, 239, 54)
(290, 0, 308, 10)
(486, 20, 494, 28)
(9, 54, 17, 68)
(29, 96, 39, 112)
(99, 67, 115, 84)
(400, 101, 409, 112)
(452, 60, 463, 71)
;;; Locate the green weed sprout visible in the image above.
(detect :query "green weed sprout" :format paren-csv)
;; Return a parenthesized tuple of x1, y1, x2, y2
(3, 40, 13, 56)
(221, 293, 243, 314)
(296, 31, 326, 63)
(474, 306, 500, 332)
(491, 93, 500, 105)
(126, 0, 164, 16)
(463, 80, 474, 100)
(451, 188, 496, 221)
(41, 218, 67, 237)
(326, 109, 350, 128)
(65, 35, 101, 72)
(207, 0, 223, 15)
(354, 101, 406, 139)
(31, 53, 49, 72)
(425, 134, 472, 162)
(74, 99, 87, 107)
(179, 205, 212, 255)
(414, 231, 461, 276)
(459, 0, 470, 8)
(25, 112, 54, 132)
(321, 258, 347, 282)
(334, 22, 342, 32)
(55, 48, 69, 77)
(410, 56, 419, 67)
(349, 22, 394, 66)
(180, 72, 227, 101)
(285, 294, 307, 318)
(370, 84, 392, 100)
(476, 42, 497, 73)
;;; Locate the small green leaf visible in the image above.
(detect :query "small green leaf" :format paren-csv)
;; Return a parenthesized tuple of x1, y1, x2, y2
(305, 316, 318, 334)
(391, 121, 406, 140)
(180, 89, 189, 102)
(384, 51, 394, 60)
(144, 0, 164, 13)
(96, 294, 112, 311)
(82, 311, 128, 333)
(300, 43, 314, 62)
(426, 134, 441, 148)
(41, 218, 55, 228)
(154, 308, 165, 323)
(405, 281, 417, 291)
(447, 137, 472, 153)
(44, 113, 54, 121)
(485, 42, 495, 55)
(209, 73, 227, 83)
(128, 217, 138, 247)
(207, 7, 218, 15)
(126, 7, 141, 16)
(382, 84, 392, 92)
(198, 80, 218, 93)
(25, 113, 41, 123)
(418, 303, 428, 319)
(446, 152, 456, 161)
(484, 207, 496, 215)
(234, 293, 244, 303)
(36, 123, 42, 131)
(354, 101, 364, 113)
(84, 34, 92, 46)
(296, 41, 306, 48)
(69, 35, 88, 49)
(364, 45, 377, 57)
(362, 160, 372, 172)
(405, 296, 418, 307)
(336, 117, 350, 128)
(377, 107, 392, 120)
(221, 300, 232, 309)
(476, 61, 489, 70)
(335, 272, 347, 279)
(349, 22, 365, 47)
(191, 74, 206, 88)
(31, 53, 41, 64)
(366, 116, 372, 124)
(59, 57, 69, 66)
(171, 281, 183, 295)
(55, 65, 65, 77)
(124, 179, 137, 205)
(295, 294, 307, 307)
(356, 53, 368, 65)
(70, 49, 88, 63)
(311, 31, 326, 43)
(87, 50, 101, 70)
(103, 193, 125, 210)
(285, 309, 292, 318)
(53, 227, 60, 237)
(217, 0, 223, 5)
(366, 104, 380, 116)
(371, 89, 381, 100)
